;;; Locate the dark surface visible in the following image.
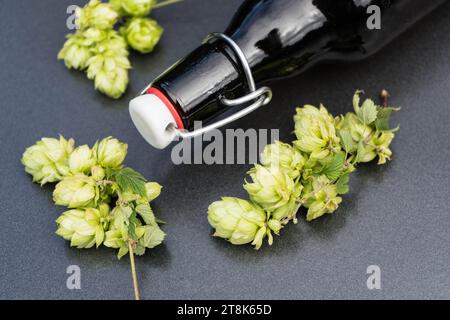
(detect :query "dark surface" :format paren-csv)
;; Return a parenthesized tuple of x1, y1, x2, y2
(0, 0, 449, 300)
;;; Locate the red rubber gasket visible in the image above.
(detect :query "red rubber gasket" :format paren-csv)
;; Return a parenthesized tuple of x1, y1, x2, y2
(147, 87, 185, 130)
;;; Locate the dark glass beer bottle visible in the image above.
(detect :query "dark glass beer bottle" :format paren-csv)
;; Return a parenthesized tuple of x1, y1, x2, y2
(130, 0, 446, 148)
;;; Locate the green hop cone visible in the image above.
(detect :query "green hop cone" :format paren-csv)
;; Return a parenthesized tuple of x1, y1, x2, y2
(120, 17, 163, 54)
(75, 0, 119, 30)
(93, 136, 128, 168)
(104, 205, 165, 258)
(302, 175, 342, 221)
(91, 165, 106, 181)
(103, 207, 135, 258)
(293, 104, 341, 160)
(109, 0, 125, 14)
(270, 183, 303, 223)
(69, 145, 96, 174)
(121, 0, 156, 17)
(208, 197, 270, 249)
(85, 31, 131, 99)
(56, 204, 110, 248)
(94, 66, 129, 99)
(370, 131, 395, 164)
(336, 112, 373, 143)
(58, 28, 113, 71)
(244, 164, 296, 211)
(57, 32, 93, 70)
(53, 174, 99, 208)
(260, 141, 306, 179)
(21, 136, 74, 185)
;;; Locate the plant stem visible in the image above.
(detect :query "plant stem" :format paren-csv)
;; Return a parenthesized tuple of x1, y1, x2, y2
(154, 0, 183, 9)
(128, 241, 140, 300)
(380, 89, 390, 108)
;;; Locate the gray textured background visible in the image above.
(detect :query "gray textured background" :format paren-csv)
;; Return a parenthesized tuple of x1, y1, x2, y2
(0, 0, 449, 300)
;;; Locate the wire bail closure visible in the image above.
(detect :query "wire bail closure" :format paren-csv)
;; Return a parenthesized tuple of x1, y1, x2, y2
(175, 32, 273, 139)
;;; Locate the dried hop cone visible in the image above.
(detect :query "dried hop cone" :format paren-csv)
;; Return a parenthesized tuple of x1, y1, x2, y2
(120, 17, 163, 54)
(76, 0, 119, 30)
(294, 104, 341, 160)
(21, 136, 74, 185)
(53, 174, 99, 208)
(56, 204, 110, 248)
(93, 136, 128, 168)
(244, 164, 296, 212)
(208, 197, 271, 249)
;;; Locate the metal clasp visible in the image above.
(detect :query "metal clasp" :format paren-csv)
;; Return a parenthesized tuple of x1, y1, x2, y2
(174, 32, 273, 139)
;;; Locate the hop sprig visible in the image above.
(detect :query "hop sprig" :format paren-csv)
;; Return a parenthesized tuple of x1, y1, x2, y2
(208, 90, 400, 249)
(58, 0, 181, 99)
(22, 135, 165, 299)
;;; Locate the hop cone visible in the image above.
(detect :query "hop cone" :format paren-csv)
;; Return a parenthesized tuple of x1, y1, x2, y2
(93, 136, 128, 168)
(120, 17, 163, 54)
(86, 30, 131, 99)
(76, 0, 119, 30)
(121, 0, 156, 17)
(21, 136, 74, 185)
(303, 175, 342, 221)
(53, 174, 99, 208)
(293, 104, 341, 160)
(208, 197, 274, 249)
(260, 141, 306, 179)
(55, 204, 110, 248)
(244, 164, 296, 211)
(69, 145, 96, 174)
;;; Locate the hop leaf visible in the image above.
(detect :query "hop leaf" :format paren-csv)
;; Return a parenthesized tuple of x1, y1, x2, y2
(139, 225, 165, 249)
(374, 107, 400, 131)
(314, 151, 345, 182)
(107, 167, 147, 197)
(135, 203, 156, 225)
(338, 129, 357, 154)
